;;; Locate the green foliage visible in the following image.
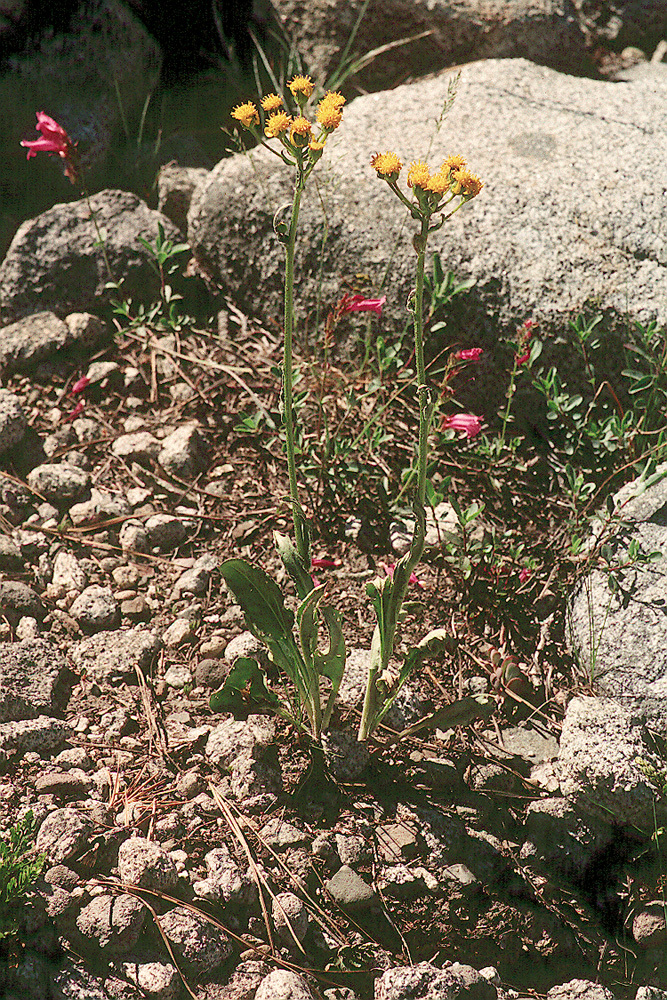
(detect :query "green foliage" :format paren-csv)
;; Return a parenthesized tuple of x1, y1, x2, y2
(212, 559, 346, 738)
(0, 812, 46, 941)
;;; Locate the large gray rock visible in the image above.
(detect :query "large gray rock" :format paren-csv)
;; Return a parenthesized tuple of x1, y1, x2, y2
(69, 627, 160, 684)
(556, 696, 667, 832)
(0, 190, 182, 323)
(273, 0, 592, 93)
(567, 465, 667, 728)
(374, 961, 496, 1000)
(0, 639, 71, 722)
(273, 0, 667, 93)
(0, 312, 107, 377)
(255, 969, 317, 1000)
(189, 59, 667, 372)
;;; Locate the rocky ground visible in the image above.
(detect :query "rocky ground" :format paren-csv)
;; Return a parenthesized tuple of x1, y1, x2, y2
(0, 306, 666, 1000)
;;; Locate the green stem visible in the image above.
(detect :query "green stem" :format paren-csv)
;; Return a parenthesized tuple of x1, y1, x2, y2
(499, 358, 519, 452)
(282, 174, 310, 566)
(358, 216, 432, 741)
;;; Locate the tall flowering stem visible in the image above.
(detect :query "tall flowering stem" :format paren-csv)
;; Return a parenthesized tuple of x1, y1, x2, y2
(282, 175, 309, 562)
(231, 80, 346, 588)
(358, 150, 483, 741)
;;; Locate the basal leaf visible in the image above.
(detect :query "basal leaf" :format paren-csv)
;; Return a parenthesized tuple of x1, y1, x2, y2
(209, 657, 284, 718)
(220, 559, 294, 640)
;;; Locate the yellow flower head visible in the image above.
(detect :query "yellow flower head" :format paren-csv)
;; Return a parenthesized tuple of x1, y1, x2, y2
(290, 115, 312, 145)
(459, 170, 484, 199)
(288, 75, 314, 99)
(231, 102, 259, 129)
(442, 154, 467, 176)
(452, 168, 483, 198)
(370, 151, 402, 179)
(407, 160, 430, 190)
(316, 93, 345, 131)
(309, 139, 326, 152)
(425, 171, 450, 195)
(261, 93, 283, 112)
(264, 111, 292, 138)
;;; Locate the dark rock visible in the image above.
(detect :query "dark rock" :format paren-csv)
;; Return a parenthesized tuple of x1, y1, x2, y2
(0, 579, 45, 626)
(325, 864, 376, 911)
(0, 191, 182, 323)
(0, 639, 71, 721)
(0, 388, 28, 452)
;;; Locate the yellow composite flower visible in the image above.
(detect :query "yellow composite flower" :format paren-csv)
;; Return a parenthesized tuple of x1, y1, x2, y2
(370, 151, 402, 178)
(309, 139, 326, 152)
(407, 160, 430, 189)
(452, 168, 483, 198)
(261, 93, 283, 112)
(442, 154, 467, 176)
(231, 102, 259, 129)
(265, 111, 292, 138)
(290, 115, 312, 144)
(288, 75, 314, 99)
(316, 93, 345, 131)
(425, 171, 450, 195)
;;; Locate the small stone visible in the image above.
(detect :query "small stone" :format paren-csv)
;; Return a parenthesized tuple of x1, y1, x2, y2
(0, 389, 28, 453)
(259, 816, 308, 851)
(26, 463, 90, 503)
(325, 865, 376, 911)
(157, 423, 207, 479)
(51, 550, 88, 598)
(69, 585, 120, 634)
(632, 902, 667, 948)
(255, 970, 317, 1000)
(35, 769, 93, 800)
(164, 664, 193, 689)
(162, 618, 194, 647)
(322, 730, 370, 781)
(146, 513, 187, 551)
(272, 891, 310, 945)
(119, 520, 149, 552)
(160, 905, 231, 974)
(117, 837, 180, 892)
(376, 822, 419, 863)
(200, 635, 227, 658)
(121, 595, 150, 620)
(0, 581, 45, 627)
(35, 807, 93, 863)
(76, 893, 146, 953)
(111, 432, 160, 464)
(0, 535, 22, 572)
(194, 657, 229, 688)
(122, 960, 180, 1000)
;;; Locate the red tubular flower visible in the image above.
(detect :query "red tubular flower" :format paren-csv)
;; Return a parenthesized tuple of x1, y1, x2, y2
(383, 563, 424, 589)
(21, 111, 79, 184)
(311, 557, 338, 569)
(442, 413, 482, 438)
(340, 294, 387, 316)
(455, 348, 483, 361)
(63, 400, 84, 422)
(515, 350, 531, 365)
(70, 375, 90, 396)
(518, 567, 531, 583)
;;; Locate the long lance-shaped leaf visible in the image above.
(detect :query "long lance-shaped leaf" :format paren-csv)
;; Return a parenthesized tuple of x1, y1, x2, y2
(220, 558, 310, 706)
(317, 605, 346, 730)
(220, 559, 294, 640)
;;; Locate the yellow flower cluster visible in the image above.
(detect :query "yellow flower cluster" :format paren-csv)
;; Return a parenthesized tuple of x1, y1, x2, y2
(371, 150, 483, 209)
(231, 79, 345, 167)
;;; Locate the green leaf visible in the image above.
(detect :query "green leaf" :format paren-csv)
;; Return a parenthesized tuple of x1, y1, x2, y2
(274, 531, 313, 600)
(297, 584, 327, 663)
(209, 657, 284, 718)
(220, 559, 294, 641)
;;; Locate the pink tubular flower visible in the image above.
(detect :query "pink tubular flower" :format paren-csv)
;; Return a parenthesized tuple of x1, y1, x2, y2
(21, 112, 79, 184)
(518, 567, 531, 584)
(516, 350, 531, 366)
(442, 412, 482, 439)
(341, 294, 387, 316)
(70, 375, 90, 395)
(456, 348, 483, 361)
(63, 400, 84, 422)
(383, 562, 424, 589)
(312, 557, 338, 569)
